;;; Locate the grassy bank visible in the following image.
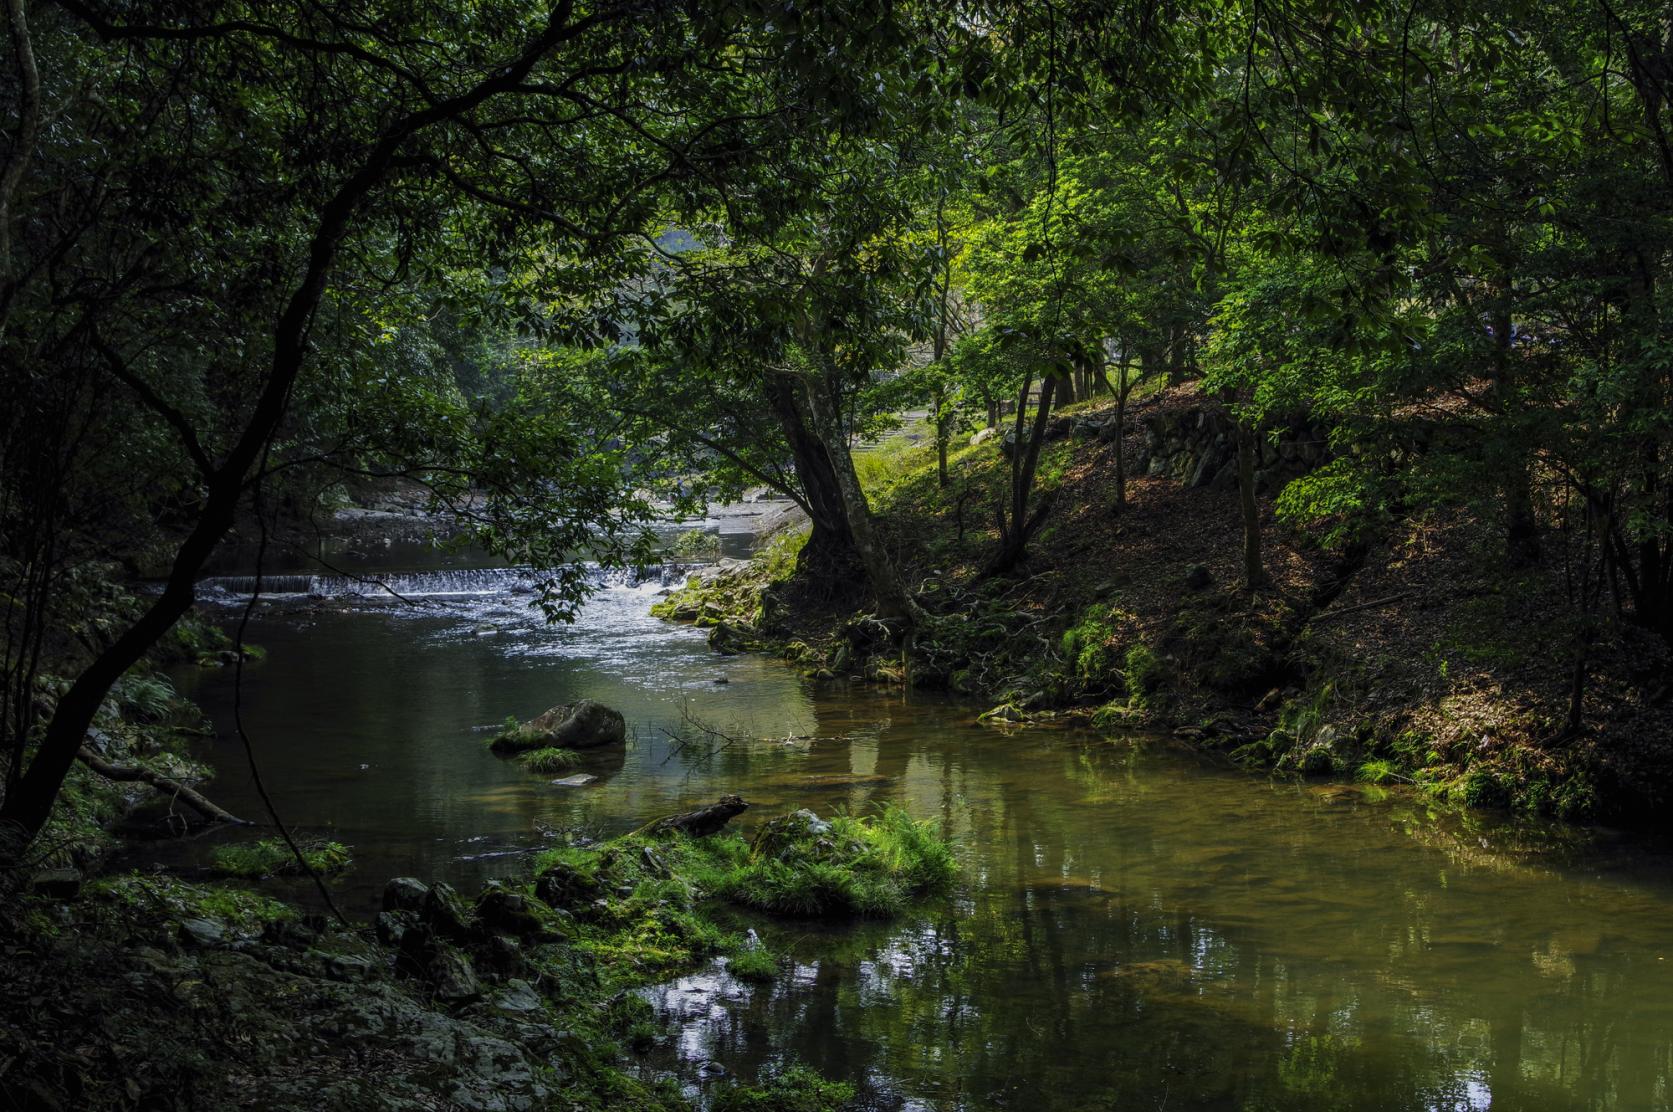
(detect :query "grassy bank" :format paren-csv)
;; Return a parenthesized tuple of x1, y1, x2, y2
(653, 386, 1673, 827)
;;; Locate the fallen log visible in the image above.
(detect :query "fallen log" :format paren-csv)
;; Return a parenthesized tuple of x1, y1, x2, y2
(1309, 592, 1414, 625)
(77, 747, 245, 826)
(641, 794, 749, 838)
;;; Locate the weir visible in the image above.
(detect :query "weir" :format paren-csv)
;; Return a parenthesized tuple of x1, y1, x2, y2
(195, 563, 697, 601)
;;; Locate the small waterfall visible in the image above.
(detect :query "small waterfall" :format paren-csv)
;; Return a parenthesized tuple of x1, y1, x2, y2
(196, 562, 696, 602)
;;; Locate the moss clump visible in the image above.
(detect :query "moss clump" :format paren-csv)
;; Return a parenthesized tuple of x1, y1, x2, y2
(211, 838, 351, 879)
(533, 804, 957, 967)
(726, 946, 779, 983)
(719, 806, 957, 919)
(1123, 644, 1170, 712)
(520, 747, 581, 774)
(711, 1065, 856, 1112)
(86, 872, 296, 933)
(1061, 603, 1132, 688)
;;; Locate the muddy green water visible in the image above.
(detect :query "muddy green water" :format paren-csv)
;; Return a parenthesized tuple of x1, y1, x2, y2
(163, 563, 1673, 1110)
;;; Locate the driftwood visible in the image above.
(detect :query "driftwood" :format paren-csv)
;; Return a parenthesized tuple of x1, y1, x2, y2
(641, 794, 749, 838)
(77, 747, 245, 826)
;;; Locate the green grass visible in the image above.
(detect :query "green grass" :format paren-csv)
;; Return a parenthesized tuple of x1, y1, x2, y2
(520, 746, 582, 773)
(211, 838, 351, 879)
(726, 946, 779, 983)
(113, 673, 178, 723)
(717, 806, 957, 918)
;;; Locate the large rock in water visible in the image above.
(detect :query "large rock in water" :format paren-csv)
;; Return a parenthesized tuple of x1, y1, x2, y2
(490, 699, 626, 754)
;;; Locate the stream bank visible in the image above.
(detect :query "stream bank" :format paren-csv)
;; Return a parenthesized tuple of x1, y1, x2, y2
(662, 383, 1673, 828)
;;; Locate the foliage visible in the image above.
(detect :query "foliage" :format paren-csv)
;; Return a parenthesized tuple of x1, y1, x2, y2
(725, 946, 780, 984)
(210, 839, 352, 879)
(711, 1066, 856, 1112)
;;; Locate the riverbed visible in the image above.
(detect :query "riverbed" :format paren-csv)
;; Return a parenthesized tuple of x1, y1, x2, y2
(159, 558, 1673, 1110)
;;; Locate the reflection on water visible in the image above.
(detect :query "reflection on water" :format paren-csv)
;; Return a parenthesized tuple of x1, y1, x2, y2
(163, 563, 1673, 1110)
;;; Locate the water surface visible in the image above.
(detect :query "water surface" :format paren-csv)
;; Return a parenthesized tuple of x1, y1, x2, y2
(164, 563, 1673, 1111)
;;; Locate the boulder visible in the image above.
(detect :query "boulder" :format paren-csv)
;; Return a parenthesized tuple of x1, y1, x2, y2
(179, 918, 227, 947)
(969, 426, 998, 447)
(533, 863, 602, 910)
(707, 623, 746, 656)
(492, 979, 545, 1016)
(491, 699, 626, 754)
(421, 881, 477, 942)
(376, 909, 419, 948)
(477, 884, 556, 941)
(30, 868, 82, 900)
(1184, 564, 1212, 591)
(382, 876, 429, 913)
(397, 926, 481, 1002)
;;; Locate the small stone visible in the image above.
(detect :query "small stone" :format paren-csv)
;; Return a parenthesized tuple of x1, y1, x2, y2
(549, 774, 596, 787)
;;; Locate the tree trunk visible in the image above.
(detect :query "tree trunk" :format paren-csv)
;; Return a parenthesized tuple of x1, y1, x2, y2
(989, 373, 1061, 574)
(1237, 421, 1269, 590)
(933, 386, 949, 488)
(790, 368, 918, 625)
(763, 374, 859, 577)
(642, 794, 749, 838)
(1113, 378, 1128, 511)
(1486, 258, 1540, 568)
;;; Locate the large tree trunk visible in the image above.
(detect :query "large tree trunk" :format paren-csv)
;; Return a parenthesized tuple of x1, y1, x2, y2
(1237, 421, 1269, 590)
(763, 374, 858, 577)
(792, 369, 918, 624)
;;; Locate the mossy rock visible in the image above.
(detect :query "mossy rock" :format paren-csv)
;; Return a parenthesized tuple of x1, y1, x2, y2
(490, 699, 625, 754)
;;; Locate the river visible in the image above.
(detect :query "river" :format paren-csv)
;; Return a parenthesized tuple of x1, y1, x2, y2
(155, 554, 1673, 1110)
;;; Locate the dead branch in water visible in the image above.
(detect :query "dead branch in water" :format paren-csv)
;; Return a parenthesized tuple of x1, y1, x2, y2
(77, 748, 244, 827)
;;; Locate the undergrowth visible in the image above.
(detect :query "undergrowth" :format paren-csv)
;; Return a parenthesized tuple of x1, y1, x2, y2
(210, 838, 352, 879)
